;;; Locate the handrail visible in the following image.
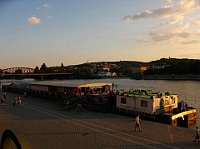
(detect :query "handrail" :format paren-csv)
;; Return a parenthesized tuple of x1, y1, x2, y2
(0, 129, 30, 149)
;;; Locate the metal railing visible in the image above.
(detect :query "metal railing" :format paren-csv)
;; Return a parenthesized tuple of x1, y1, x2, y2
(0, 129, 30, 149)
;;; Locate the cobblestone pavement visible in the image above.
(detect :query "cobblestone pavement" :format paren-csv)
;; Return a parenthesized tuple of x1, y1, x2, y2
(0, 93, 199, 149)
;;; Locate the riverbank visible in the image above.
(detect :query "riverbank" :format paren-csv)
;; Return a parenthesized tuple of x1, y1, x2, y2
(0, 92, 200, 148)
(143, 75, 200, 80)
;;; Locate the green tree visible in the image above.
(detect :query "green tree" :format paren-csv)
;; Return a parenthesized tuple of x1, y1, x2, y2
(34, 66, 39, 73)
(15, 69, 22, 74)
(40, 63, 47, 73)
(61, 63, 64, 72)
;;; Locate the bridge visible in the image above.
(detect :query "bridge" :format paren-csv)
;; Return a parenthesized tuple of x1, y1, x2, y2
(2, 67, 34, 74)
(0, 67, 75, 80)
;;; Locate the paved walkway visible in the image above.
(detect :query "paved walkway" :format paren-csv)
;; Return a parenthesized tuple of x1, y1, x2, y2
(0, 93, 199, 149)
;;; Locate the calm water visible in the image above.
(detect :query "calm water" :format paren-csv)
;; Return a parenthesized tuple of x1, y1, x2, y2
(1, 78, 200, 127)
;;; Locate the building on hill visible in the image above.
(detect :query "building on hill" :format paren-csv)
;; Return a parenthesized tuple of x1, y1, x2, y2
(97, 71, 112, 77)
(103, 63, 110, 71)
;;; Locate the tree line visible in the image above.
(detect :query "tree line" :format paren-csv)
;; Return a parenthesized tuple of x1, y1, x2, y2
(144, 58, 200, 75)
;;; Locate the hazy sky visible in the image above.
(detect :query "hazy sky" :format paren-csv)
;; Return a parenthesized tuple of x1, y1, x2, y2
(1, 0, 200, 68)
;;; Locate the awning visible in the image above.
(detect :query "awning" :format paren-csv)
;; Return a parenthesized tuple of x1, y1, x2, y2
(77, 83, 113, 88)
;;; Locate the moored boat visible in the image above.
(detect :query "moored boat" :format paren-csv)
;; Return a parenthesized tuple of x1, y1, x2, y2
(1, 81, 197, 128)
(115, 89, 197, 128)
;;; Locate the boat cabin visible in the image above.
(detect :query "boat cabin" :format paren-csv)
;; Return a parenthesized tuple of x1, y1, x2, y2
(30, 81, 113, 96)
(116, 90, 178, 115)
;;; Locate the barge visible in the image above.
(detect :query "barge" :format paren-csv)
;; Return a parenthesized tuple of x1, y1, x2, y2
(1, 81, 197, 128)
(116, 89, 197, 128)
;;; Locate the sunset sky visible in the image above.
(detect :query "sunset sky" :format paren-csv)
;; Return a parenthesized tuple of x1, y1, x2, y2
(1, 0, 200, 68)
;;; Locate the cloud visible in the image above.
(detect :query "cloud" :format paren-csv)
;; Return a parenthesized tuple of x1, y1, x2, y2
(47, 15, 53, 19)
(122, 16, 132, 24)
(122, 6, 173, 23)
(181, 40, 199, 44)
(43, 4, 49, 8)
(141, 22, 200, 43)
(43, 3, 51, 9)
(135, 36, 149, 42)
(148, 22, 191, 41)
(162, 15, 184, 26)
(147, 28, 200, 44)
(192, 21, 200, 26)
(165, 0, 173, 5)
(123, 0, 199, 23)
(149, 30, 174, 41)
(123, 0, 200, 44)
(27, 16, 41, 25)
(36, 3, 51, 10)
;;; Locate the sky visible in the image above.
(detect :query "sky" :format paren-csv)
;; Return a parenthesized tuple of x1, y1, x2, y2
(1, 0, 200, 69)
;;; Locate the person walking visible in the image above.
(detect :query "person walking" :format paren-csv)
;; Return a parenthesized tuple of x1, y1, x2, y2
(13, 96, 18, 106)
(194, 126, 200, 142)
(76, 103, 83, 113)
(135, 115, 141, 132)
(1, 96, 5, 105)
(17, 96, 22, 105)
(3, 92, 6, 100)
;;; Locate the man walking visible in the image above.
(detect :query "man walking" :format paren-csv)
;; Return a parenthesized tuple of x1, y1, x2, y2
(194, 126, 200, 142)
(135, 115, 141, 132)
(1, 96, 5, 105)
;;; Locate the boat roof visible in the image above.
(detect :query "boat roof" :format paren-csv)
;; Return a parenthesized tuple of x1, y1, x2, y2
(31, 81, 82, 88)
(77, 83, 113, 88)
(30, 81, 113, 88)
(118, 89, 177, 99)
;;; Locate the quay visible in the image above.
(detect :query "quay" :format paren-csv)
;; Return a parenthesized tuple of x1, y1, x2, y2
(0, 92, 200, 149)
(2, 81, 197, 128)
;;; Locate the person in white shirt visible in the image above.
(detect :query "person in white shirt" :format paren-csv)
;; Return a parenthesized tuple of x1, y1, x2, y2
(135, 115, 141, 132)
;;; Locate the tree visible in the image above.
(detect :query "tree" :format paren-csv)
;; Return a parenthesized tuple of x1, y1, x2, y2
(40, 63, 47, 73)
(61, 63, 64, 72)
(15, 69, 22, 74)
(34, 66, 39, 73)
(61, 63, 64, 68)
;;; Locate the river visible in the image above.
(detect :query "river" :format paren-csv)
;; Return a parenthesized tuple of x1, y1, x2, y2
(1, 78, 200, 127)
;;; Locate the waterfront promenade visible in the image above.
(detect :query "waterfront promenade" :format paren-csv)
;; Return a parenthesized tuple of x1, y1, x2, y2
(0, 93, 199, 149)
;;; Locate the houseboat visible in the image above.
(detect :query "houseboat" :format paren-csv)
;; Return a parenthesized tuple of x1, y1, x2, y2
(116, 89, 197, 128)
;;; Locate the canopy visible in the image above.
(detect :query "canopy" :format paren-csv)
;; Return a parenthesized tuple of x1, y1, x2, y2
(30, 81, 113, 88)
(77, 83, 113, 88)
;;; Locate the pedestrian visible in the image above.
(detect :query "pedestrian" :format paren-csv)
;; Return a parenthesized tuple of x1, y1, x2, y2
(17, 96, 22, 105)
(13, 96, 18, 106)
(135, 115, 141, 132)
(1, 96, 5, 105)
(3, 92, 6, 100)
(76, 103, 83, 113)
(194, 126, 200, 142)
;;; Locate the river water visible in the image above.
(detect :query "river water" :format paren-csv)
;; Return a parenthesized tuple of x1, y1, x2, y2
(1, 78, 200, 127)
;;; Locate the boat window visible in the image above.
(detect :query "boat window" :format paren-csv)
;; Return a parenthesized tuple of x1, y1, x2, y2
(173, 97, 176, 104)
(141, 100, 148, 108)
(164, 98, 169, 105)
(121, 97, 126, 104)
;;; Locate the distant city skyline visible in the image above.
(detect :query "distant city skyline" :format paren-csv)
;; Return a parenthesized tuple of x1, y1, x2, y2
(1, 0, 200, 69)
